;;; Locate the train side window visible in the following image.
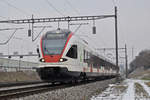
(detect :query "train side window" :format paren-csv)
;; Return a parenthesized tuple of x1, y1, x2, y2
(84, 50, 86, 61)
(84, 50, 89, 62)
(87, 52, 91, 59)
(66, 45, 77, 59)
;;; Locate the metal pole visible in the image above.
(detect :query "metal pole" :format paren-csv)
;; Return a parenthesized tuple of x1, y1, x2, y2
(125, 44, 128, 78)
(68, 21, 70, 30)
(115, 6, 119, 73)
(58, 22, 60, 29)
(19, 57, 21, 71)
(32, 15, 34, 41)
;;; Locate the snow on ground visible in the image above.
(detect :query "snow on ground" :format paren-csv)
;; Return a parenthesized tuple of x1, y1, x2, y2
(139, 80, 150, 96)
(91, 79, 150, 100)
(122, 79, 135, 100)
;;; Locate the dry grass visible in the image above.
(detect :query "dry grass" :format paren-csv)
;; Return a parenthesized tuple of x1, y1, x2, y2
(135, 82, 149, 98)
(129, 68, 150, 79)
(0, 71, 41, 82)
(114, 85, 128, 93)
(142, 76, 150, 80)
(111, 85, 128, 94)
(145, 82, 150, 87)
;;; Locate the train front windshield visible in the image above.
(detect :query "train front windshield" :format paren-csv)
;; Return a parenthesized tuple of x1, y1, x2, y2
(42, 32, 69, 55)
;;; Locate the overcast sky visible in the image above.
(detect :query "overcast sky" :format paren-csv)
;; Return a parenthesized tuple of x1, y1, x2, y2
(0, 0, 149, 64)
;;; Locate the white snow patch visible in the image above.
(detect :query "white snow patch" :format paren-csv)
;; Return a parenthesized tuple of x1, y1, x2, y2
(91, 83, 127, 100)
(138, 80, 150, 96)
(91, 79, 150, 100)
(122, 79, 135, 100)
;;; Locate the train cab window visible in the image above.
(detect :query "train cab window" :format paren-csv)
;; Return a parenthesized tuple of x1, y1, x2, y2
(66, 45, 77, 59)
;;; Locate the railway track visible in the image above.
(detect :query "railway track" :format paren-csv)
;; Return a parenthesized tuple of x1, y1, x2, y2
(0, 81, 44, 88)
(0, 78, 117, 100)
(0, 83, 66, 100)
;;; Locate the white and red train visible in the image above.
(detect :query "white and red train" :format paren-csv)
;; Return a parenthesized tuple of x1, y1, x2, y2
(36, 29, 119, 82)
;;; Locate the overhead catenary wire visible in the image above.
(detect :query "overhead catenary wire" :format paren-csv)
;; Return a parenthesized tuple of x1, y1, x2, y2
(0, 15, 17, 29)
(77, 30, 101, 49)
(64, 0, 80, 15)
(45, 0, 65, 16)
(0, 0, 30, 16)
(0, 28, 24, 31)
(65, 0, 103, 51)
(0, 29, 18, 45)
(63, 0, 106, 48)
(63, 0, 82, 30)
(111, 0, 116, 6)
(32, 26, 46, 42)
(0, 16, 8, 19)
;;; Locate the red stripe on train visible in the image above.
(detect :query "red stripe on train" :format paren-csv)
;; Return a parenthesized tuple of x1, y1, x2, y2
(40, 36, 44, 58)
(41, 33, 73, 63)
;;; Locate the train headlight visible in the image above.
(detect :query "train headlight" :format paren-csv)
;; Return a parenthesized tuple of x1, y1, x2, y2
(41, 59, 45, 62)
(40, 58, 45, 62)
(60, 58, 63, 62)
(59, 58, 67, 62)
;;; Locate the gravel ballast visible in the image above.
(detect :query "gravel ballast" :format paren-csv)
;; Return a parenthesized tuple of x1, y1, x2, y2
(12, 78, 118, 100)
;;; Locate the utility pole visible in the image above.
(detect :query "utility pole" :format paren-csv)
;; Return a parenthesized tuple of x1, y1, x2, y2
(115, 6, 119, 73)
(125, 44, 128, 78)
(31, 15, 34, 42)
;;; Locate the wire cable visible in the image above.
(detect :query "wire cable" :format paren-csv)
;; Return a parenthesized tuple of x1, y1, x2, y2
(45, 0, 65, 16)
(0, 16, 8, 19)
(0, 0, 30, 16)
(111, 0, 116, 7)
(64, 0, 80, 15)
(32, 26, 46, 42)
(0, 29, 17, 45)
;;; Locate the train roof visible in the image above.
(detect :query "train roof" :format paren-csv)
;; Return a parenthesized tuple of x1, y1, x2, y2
(45, 29, 71, 34)
(42, 29, 72, 39)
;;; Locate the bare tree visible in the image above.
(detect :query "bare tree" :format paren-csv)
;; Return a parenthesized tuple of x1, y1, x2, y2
(130, 49, 150, 72)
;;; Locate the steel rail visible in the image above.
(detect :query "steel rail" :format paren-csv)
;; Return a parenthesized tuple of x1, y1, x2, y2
(0, 77, 117, 99)
(0, 81, 45, 88)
